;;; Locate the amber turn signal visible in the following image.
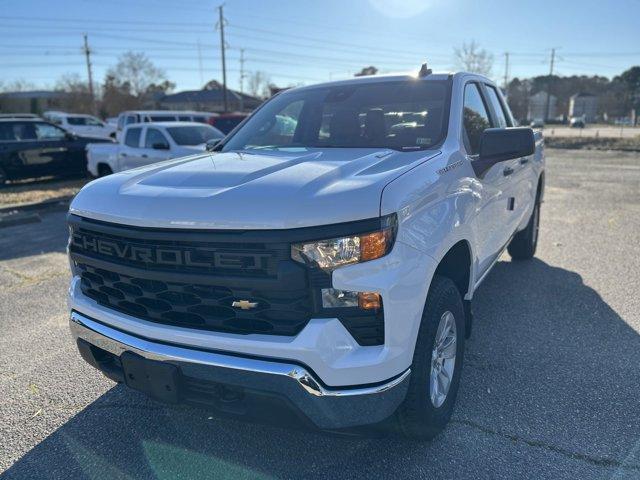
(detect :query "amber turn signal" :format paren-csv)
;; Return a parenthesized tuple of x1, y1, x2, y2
(358, 292, 381, 310)
(360, 230, 391, 261)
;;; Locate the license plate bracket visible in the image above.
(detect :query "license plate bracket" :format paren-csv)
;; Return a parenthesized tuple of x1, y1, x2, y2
(121, 351, 181, 404)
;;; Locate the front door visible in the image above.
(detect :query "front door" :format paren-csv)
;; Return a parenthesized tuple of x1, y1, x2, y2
(139, 127, 172, 166)
(462, 83, 511, 279)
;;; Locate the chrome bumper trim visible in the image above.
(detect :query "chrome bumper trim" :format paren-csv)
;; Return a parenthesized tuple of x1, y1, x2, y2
(70, 311, 410, 398)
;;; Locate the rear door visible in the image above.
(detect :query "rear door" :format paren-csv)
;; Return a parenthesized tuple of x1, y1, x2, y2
(33, 122, 80, 175)
(462, 83, 511, 278)
(484, 84, 536, 229)
(118, 126, 143, 171)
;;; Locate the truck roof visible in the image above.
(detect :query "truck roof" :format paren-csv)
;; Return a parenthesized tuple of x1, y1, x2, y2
(123, 121, 215, 128)
(289, 71, 492, 93)
(119, 110, 218, 116)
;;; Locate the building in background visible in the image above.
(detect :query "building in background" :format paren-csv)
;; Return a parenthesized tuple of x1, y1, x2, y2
(0, 91, 67, 114)
(156, 81, 261, 113)
(528, 91, 557, 121)
(569, 92, 598, 122)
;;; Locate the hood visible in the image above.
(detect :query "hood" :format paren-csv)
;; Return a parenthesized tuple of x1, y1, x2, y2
(76, 134, 115, 143)
(70, 148, 440, 229)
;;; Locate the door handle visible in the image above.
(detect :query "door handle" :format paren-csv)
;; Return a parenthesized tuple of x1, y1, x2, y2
(519, 158, 529, 165)
(120, 152, 127, 157)
(141, 154, 148, 158)
(503, 167, 514, 176)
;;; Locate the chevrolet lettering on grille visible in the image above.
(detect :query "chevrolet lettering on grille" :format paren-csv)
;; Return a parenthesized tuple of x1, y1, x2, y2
(71, 232, 271, 270)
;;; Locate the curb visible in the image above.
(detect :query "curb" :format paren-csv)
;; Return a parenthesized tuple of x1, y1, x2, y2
(0, 196, 72, 229)
(0, 213, 42, 229)
(0, 195, 73, 216)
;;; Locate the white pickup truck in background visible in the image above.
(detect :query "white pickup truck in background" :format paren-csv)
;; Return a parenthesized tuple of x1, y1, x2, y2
(86, 121, 225, 176)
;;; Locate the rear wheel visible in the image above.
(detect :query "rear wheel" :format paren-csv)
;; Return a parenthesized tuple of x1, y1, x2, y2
(507, 201, 540, 260)
(396, 275, 465, 440)
(98, 164, 113, 177)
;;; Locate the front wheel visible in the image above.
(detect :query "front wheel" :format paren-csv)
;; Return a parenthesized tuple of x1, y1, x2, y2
(97, 164, 113, 177)
(508, 201, 540, 260)
(396, 275, 465, 440)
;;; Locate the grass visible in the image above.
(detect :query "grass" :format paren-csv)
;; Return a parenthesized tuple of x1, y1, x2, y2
(0, 177, 90, 209)
(545, 136, 640, 152)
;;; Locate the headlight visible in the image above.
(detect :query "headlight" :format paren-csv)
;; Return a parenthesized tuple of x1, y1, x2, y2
(291, 214, 397, 272)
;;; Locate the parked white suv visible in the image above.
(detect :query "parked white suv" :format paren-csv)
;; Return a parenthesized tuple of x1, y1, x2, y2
(115, 110, 217, 140)
(43, 111, 116, 139)
(67, 69, 544, 439)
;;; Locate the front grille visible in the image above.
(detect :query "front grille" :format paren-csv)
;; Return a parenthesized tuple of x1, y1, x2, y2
(78, 263, 312, 335)
(69, 215, 385, 345)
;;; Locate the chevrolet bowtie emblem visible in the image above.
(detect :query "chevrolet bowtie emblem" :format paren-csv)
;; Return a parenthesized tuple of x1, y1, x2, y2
(232, 300, 259, 310)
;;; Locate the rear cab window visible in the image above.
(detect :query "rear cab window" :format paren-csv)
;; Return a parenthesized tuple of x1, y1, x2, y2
(124, 127, 142, 148)
(483, 85, 511, 128)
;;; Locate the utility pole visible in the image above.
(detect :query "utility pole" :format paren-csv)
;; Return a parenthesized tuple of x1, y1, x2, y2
(544, 48, 556, 122)
(217, 4, 228, 112)
(83, 33, 96, 115)
(503, 52, 510, 91)
(239, 48, 245, 112)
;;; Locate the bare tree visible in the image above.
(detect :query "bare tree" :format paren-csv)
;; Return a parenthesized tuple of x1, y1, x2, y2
(247, 71, 271, 99)
(55, 73, 94, 113)
(107, 52, 168, 98)
(454, 41, 494, 77)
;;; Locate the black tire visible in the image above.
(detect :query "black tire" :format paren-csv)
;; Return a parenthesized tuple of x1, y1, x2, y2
(97, 164, 113, 177)
(507, 201, 540, 260)
(396, 275, 466, 440)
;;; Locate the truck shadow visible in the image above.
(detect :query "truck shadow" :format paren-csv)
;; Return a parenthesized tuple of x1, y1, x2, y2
(3, 258, 640, 479)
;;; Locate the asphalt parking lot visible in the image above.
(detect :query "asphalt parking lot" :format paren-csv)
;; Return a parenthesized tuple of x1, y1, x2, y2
(1, 149, 639, 479)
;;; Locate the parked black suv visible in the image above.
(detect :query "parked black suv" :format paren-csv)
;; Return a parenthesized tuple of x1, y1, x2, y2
(0, 119, 113, 185)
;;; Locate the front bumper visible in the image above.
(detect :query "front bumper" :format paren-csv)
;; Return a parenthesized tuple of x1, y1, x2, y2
(70, 311, 411, 430)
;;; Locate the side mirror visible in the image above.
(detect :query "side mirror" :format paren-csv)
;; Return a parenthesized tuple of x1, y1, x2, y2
(206, 139, 221, 152)
(65, 132, 76, 141)
(473, 127, 534, 177)
(152, 142, 170, 150)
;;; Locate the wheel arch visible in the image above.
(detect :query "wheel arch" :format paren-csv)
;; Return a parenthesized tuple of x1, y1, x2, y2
(432, 239, 474, 337)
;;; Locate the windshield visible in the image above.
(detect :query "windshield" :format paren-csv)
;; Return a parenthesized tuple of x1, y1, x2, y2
(67, 116, 103, 126)
(222, 79, 450, 152)
(166, 125, 224, 145)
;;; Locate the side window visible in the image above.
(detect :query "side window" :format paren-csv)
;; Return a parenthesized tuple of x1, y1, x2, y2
(12, 123, 37, 141)
(35, 123, 66, 140)
(0, 124, 17, 141)
(144, 128, 169, 148)
(462, 83, 491, 155)
(124, 127, 142, 148)
(117, 115, 125, 130)
(125, 115, 138, 125)
(484, 86, 509, 128)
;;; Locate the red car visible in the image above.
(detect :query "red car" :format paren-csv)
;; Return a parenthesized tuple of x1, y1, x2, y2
(208, 113, 249, 135)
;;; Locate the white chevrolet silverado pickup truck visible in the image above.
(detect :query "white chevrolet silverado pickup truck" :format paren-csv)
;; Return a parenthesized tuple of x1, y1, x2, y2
(86, 121, 224, 177)
(67, 68, 544, 439)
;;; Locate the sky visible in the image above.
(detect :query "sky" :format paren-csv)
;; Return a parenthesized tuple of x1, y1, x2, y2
(1, 0, 639, 93)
